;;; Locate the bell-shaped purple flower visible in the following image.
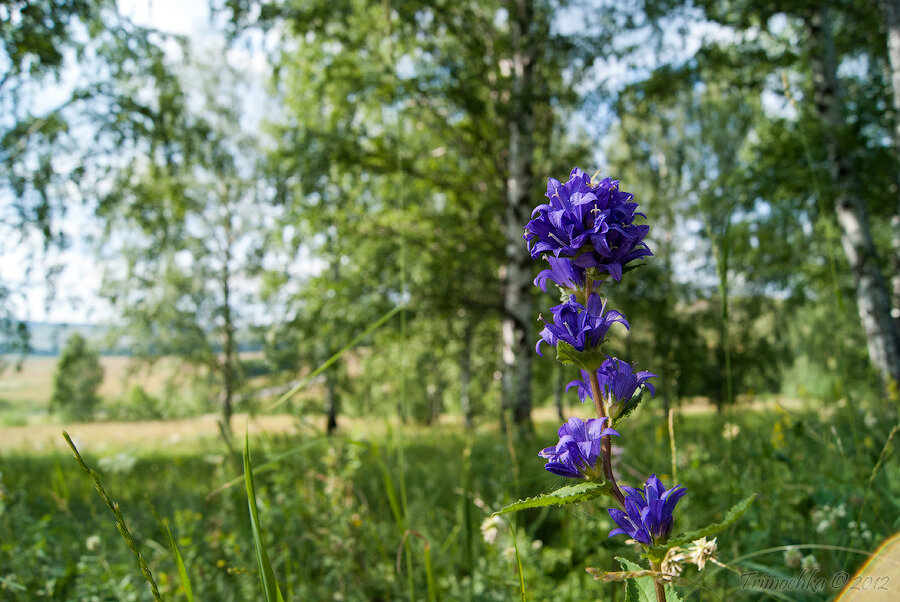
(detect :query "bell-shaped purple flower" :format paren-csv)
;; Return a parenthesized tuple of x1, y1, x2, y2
(608, 474, 687, 545)
(566, 357, 656, 419)
(524, 168, 600, 259)
(539, 416, 620, 479)
(534, 256, 588, 294)
(524, 169, 652, 282)
(536, 294, 629, 357)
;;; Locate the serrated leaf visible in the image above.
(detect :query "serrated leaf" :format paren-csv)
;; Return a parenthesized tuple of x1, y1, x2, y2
(556, 340, 606, 372)
(618, 558, 682, 602)
(652, 494, 756, 554)
(612, 387, 647, 426)
(625, 577, 644, 602)
(619, 558, 656, 602)
(491, 481, 611, 516)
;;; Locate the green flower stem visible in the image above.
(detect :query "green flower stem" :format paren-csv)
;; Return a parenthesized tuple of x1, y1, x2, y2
(588, 369, 625, 507)
(649, 559, 666, 602)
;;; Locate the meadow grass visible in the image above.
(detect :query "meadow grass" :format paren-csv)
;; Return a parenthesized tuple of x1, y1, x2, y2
(0, 400, 896, 600)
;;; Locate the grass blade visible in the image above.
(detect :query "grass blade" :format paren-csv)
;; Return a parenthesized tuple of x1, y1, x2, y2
(62, 431, 162, 602)
(267, 304, 403, 410)
(164, 522, 194, 602)
(244, 432, 285, 602)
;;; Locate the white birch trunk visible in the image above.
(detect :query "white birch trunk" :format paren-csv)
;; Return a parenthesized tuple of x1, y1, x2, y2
(881, 0, 900, 320)
(807, 6, 900, 386)
(501, 0, 535, 429)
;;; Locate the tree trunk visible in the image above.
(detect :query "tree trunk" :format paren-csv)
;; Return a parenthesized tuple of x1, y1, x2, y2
(807, 6, 900, 387)
(501, 0, 535, 432)
(325, 368, 339, 435)
(220, 210, 236, 447)
(325, 254, 341, 435)
(460, 321, 474, 429)
(882, 0, 900, 321)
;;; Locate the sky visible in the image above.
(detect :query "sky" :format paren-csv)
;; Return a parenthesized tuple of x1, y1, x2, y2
(2, 1, 228, 325)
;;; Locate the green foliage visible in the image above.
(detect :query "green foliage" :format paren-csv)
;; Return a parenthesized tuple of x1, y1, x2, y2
(618, 557, 681, 602)
(647, 495, 757, 561)
(1, 1, 190, 354)
(62, 431, 162, 601)
(243, 435, 285, 602)
(1, 403, 897, 600)
(50, 333, 104, 421)
(164, 522, 194, 602)
(555, 341, 608, 373)
(493, 481, 612, 516)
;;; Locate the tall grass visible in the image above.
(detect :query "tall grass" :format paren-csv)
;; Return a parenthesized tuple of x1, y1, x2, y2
(0, 401, 894, 600)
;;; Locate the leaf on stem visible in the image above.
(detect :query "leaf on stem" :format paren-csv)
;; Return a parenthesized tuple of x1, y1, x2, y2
(649, 494, 756, 556)
(555, 340, 607, 372)
(491, 481, 612, 516)
(617, 557, 683, 602)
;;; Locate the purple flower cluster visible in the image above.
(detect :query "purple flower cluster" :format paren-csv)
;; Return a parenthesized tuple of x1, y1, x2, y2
(526, 168, 686, 548)
(536, 294, 629, 357)
(567, 358, 656, 419)
(523, 168, 652, 282)
(538, 417, 619, 479)
(608, 474, 687, 545)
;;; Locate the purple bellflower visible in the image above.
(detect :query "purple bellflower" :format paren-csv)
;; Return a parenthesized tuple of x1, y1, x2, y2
(608, 474, 687, 545)
(539, 416, 620, 479)
(534, 256, 589, 294)
(567, 358, 656, 419)
(524, 168, 599, 259)
(523, 168, 652, 281)
(536, 293, 629, 357)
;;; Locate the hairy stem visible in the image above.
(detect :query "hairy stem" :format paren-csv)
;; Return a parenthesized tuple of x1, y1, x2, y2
(588, 369, 625, 507)
(650, 560, 666, 602)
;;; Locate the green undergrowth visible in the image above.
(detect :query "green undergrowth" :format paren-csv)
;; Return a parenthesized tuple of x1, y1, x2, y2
(0, 401, 897, 600)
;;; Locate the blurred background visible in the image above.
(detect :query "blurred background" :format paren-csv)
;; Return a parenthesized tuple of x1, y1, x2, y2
(1, 1, 899, 600)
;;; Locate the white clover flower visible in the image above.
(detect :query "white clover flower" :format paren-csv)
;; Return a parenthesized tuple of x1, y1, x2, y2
(85, 535, 101, 552)
(531, 539, 543, 550)
(688, 537, 718, 571)
(801, 554, 820, 571)
(480, 515, 504, 545)
(815, 519, 831, 533)
(784, 548, 803, 568)
(864, 412, 878, 429)
(501, 546, 517, 561)
(722, 423, 740, 440)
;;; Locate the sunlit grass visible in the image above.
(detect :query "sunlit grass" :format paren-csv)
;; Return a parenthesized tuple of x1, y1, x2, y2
(0, 399, 895, 600)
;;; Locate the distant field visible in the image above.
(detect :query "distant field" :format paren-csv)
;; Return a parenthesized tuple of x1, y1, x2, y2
(0, 355, 181, 425)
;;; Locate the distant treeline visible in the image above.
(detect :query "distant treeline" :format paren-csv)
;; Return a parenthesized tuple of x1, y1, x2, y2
(2, 322, 262, 357)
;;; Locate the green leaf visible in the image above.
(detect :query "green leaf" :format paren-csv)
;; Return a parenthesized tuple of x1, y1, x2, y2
(165, 522, 194, 602)
(611, 387, 647, 426)
(492, 481, 611, 516)
(244, 433, 285, 602)
(625, 577, 644, 602)
(652, 494, 756, 554)
(618, 558, 682, 602)
(556, 340, 606, 372)
(619, 558, 656, 602)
